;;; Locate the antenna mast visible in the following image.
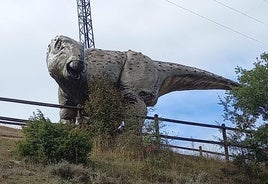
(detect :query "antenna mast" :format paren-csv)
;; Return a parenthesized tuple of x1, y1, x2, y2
(76, 0, 95, 48)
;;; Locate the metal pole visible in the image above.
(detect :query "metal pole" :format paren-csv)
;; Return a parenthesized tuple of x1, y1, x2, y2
(76, 0, 95, 48)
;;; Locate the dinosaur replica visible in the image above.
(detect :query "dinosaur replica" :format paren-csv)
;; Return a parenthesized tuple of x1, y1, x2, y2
(46, 35, 238, 124)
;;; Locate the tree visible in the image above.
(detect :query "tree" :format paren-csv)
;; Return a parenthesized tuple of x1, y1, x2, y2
(220, 52, 268, 166)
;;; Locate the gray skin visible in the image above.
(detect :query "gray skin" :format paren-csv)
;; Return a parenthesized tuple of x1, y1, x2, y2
(46, 35, 238, 124)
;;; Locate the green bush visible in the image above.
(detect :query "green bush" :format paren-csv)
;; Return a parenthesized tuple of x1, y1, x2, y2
(83, 76, 148, 159)
(16, 111, 92, 164)
(84, 75, 125, 136)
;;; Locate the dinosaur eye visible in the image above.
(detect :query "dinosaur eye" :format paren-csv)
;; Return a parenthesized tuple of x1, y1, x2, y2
(54, 38, 63, 50)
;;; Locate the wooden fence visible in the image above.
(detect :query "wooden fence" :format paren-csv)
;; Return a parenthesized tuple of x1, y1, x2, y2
(146, 114, 248, 162)
(0, 96, 247, 162)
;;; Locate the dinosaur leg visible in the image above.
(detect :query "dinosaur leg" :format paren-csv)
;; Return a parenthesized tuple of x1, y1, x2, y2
(123, 97, 147, 133)
(58, 88, 77, 124)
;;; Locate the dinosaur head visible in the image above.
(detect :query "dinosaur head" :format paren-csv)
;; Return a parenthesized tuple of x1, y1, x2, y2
(46, 35, 85, 82)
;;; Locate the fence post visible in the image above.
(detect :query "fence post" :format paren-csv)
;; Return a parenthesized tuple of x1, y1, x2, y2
(221, 124, 229, 162)
(154, 114, 160, 150)
(75, 104, 82, 124)
(199, 146, 203, 157)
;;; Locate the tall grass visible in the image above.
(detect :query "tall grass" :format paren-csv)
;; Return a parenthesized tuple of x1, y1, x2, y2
(1, 125, 268, 183)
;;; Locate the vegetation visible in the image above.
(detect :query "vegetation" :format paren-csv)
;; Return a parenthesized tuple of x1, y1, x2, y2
(2, 126, 267, 184)
(16, 111, 92, 164)
(84, 75, 125, 137)
(84, 75, 152, 160)
(219, 52, 268, 180)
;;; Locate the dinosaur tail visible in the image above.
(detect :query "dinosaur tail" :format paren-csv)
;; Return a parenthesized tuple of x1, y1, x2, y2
(156, 61, 239, 96)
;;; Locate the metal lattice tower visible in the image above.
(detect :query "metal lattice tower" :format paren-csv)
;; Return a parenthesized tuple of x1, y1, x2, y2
(76, 0, 95, 48)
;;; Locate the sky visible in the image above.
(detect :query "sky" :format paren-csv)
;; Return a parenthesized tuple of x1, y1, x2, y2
(0, 0, 267, 153)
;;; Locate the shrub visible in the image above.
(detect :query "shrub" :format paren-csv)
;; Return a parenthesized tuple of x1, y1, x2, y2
(83, 75, 165, 160)
(84, 75, 125, 137)
(16, 111, 92, 164)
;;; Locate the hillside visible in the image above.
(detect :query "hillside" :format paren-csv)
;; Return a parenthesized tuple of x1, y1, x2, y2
(0, 126, 22, 139)
(0, 125, 267, 184)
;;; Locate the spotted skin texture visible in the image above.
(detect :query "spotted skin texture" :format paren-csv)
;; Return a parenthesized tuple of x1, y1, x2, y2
(46, 35, 238, 124)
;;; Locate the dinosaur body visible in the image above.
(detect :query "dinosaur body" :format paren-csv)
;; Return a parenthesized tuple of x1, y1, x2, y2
(46, 35, 238, 124)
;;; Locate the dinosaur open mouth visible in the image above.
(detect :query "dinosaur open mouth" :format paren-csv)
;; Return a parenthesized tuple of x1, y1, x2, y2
(66, 60, 84, 80)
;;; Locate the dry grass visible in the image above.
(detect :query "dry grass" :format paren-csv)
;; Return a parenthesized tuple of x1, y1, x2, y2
(0, 125, 267, 184)
(90, 149, 236, 184)
(0, 126, 22, 139)
(0, 126, 60, 184)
